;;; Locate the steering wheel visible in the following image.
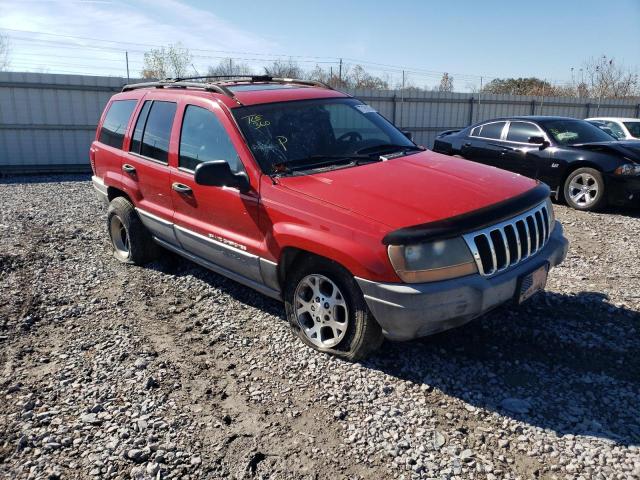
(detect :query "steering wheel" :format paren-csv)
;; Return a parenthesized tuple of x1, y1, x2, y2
(337, 131, 363, 143)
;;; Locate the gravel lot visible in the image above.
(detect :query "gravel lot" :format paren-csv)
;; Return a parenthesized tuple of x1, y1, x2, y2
(1, 175, 639, 480)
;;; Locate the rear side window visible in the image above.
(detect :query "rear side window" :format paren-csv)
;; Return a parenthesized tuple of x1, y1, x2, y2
(130, 101, 152, 154)
(506, 122, 541, 143)
(179, 105, 240, 172)
(131, 101, 176, 163)
(99, 100, 137, 149)
(478, 122, 506, 139)
(623, 121, 640, 138)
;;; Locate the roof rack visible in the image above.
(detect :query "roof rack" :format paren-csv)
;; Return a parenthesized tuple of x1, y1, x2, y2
(121, 75, 334, 105)
(170, 75, 334, 90)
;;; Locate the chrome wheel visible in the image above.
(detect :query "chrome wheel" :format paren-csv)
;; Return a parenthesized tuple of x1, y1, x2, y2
(109, 214, 130, 258)
(568, 173, 599, 207)
(294, 274, 348, 349)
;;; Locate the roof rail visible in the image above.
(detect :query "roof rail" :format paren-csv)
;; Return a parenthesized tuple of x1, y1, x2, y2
(121, 79, 240, 103)
(171, 75, 333, 90)
(121, 76, 334, 102)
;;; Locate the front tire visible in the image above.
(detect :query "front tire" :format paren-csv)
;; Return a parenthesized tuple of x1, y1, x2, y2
(284, 257, 383, 360)
(563, 167, 607, 211)
(107, 197, 159, 265)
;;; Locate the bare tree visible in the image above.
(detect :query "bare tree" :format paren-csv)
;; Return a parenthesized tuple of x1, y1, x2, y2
(263, 59, 303, 78)
(347, 65, 389, 90)
(584, 55, 639, 99)
(306, 64, 330, 83)
(207, 58, 253, 78)
(0, 34, 10, 71)
(576, 81, 589, 98)
(438, 72, 454, 92)
(141, 43, 192, 79)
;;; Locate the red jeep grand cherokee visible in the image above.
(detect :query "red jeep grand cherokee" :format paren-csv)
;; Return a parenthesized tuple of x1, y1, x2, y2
(91, 76, 568, 360)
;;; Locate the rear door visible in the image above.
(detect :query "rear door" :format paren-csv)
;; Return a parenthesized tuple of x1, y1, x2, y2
(169, 98, 265, 283)
(462, 121, 507, 167)
(122, 96, 178, 244)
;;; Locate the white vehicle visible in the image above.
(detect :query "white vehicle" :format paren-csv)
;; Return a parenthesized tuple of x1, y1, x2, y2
(586, 117, 640, 141)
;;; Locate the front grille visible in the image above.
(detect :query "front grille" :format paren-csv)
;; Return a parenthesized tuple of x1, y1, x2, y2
(463, 202, 553, 276)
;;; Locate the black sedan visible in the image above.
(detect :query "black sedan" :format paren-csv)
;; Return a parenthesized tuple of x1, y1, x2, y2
(433, 116, 640, 211)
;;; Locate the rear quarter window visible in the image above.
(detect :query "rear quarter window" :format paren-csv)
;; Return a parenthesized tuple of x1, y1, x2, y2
(99, 99, 137, 149)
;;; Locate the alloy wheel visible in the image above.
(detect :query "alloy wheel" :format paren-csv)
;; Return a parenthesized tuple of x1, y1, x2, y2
(294, 274, 349, 349)
(568, 173, 599, 207)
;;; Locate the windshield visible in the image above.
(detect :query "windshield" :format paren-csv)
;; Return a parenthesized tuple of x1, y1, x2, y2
(542, 119, 616, 146)
(623, 121, 640, 139)
(232, 98, 416, 174)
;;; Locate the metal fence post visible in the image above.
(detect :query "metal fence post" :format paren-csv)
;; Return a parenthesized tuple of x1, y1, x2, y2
(468, 97, 474, 125)
(530, 100, 536, 115)
(392, 94, 397, 125)
(636, 103, 640, 118)
(585, 103, 591, 118)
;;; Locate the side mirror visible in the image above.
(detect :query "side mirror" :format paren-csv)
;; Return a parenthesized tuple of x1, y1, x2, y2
(402, 131, 413, 141)
(194, 160, 250, 193)
(528, 136, 550, 149)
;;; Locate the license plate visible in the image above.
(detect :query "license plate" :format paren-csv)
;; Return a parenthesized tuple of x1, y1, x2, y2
(517, 264, 548, 304)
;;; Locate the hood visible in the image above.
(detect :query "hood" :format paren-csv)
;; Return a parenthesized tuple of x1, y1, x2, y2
(275, 151, 539, 230)
(571, 141, 640, 161)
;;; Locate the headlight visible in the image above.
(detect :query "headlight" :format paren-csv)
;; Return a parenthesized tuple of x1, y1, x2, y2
(614, 164, 640, 176)
(545, 197, 556, 227)
(388, 237, 478, 283)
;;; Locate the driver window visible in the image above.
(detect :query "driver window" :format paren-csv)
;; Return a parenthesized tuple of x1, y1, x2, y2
(179, 105, 242, 172)
(506, 122, 542, 143)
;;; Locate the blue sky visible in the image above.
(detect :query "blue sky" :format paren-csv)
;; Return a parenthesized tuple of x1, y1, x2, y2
(1, 0, 638, 91)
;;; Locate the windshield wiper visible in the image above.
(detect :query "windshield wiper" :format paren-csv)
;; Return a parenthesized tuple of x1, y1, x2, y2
(272, 153, 372, 174)
(356, 143, 425, 155)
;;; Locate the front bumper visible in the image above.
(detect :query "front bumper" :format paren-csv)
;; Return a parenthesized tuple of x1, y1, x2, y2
(605, 174, 640, 206)
(356, 223, 569, 341)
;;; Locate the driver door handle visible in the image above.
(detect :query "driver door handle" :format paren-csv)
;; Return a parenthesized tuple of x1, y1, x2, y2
(172, 182, 192, 195)
(122, 163, 136, 174)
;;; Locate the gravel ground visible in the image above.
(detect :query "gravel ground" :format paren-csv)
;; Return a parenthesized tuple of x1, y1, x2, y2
(0, 175, 639, 480)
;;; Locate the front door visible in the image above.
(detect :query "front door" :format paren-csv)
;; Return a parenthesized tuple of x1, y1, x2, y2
(500, 121, 550, 179)
(170, 100, 265, 283)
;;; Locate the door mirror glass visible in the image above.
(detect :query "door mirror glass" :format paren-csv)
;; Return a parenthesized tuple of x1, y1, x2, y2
(194, 160, 250, 192)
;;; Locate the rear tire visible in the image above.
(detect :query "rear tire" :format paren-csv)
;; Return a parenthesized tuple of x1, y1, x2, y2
(563, 167, 607, 211)
(284, 257, 384, 360)
(107, 197, 159, 265)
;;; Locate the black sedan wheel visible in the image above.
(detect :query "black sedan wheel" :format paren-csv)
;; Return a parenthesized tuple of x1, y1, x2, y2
(563, 168, 607, 211)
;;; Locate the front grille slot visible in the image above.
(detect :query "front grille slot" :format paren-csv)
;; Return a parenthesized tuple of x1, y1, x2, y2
(464, 202, 553, 277)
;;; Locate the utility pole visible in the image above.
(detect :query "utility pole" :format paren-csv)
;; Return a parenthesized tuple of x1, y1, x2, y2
(400, 70, 405, 128)
(478, 76, 482, 122)
(338, 58, 343, 84)
(125, 51, 130, 83)
(229, 58, 233, 76)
